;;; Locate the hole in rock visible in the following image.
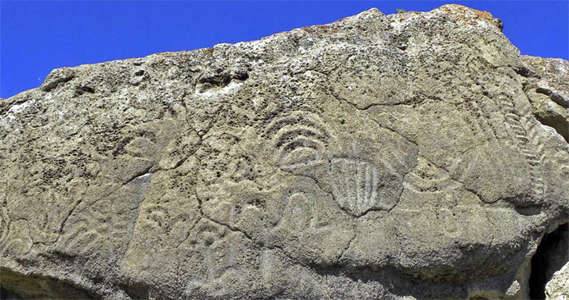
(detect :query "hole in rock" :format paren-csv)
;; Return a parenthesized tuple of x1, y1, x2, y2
(528, 223, 568, 299)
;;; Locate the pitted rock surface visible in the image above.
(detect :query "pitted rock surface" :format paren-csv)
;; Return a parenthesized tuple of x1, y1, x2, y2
(546, 263, 569, 299)
(1, 5, 568, 300)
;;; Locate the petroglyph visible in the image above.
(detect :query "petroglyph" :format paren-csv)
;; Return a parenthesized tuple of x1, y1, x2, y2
(404, 157, 461, 194)
(143, 205, 171, 232)
(61, 199, 114, 254)
(329, 157, 380, 216)
(0, 220, 33, 256)
(263, 108, 415, 217)
(497, 94, 546, 203)
(265, 110, 330, 170)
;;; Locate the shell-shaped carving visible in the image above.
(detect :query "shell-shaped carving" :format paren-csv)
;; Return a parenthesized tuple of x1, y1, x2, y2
(329, 157, 379, 216)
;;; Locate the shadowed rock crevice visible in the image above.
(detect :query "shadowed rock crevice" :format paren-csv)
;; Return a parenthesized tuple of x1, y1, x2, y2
(0, 286, 22, 300)
(0, 267, 96, 300)
(120, 281, 150, 300)
(528, 223, 569, 299)
(534, 112, 569, 144)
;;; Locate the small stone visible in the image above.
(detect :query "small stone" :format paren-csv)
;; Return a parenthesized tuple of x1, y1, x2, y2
(506, 280, 520, 296)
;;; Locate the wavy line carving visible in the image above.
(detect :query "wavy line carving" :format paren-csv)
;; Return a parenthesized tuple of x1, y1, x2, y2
(265, 110, 329, 170)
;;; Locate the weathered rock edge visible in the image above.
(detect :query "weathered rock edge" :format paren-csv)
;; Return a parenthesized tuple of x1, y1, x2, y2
(1, 4, 568, 300)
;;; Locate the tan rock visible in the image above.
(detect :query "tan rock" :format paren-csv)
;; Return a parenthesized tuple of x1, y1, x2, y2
(1, 5, 568, 299)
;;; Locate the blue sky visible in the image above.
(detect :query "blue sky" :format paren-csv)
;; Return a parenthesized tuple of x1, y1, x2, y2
(1, 1, 568, 98)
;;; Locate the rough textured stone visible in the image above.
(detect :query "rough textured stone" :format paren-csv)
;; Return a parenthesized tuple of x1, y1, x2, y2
(546, 263, 569, 299)
(1, 5, 568, 300)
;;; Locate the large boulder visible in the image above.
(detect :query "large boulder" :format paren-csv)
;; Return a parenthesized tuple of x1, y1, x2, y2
(1, 4, 568, 299)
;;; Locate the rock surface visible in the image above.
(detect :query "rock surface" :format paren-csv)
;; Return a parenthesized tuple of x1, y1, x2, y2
(1, 4, 568, 300)
(546, 263, 569, 299)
